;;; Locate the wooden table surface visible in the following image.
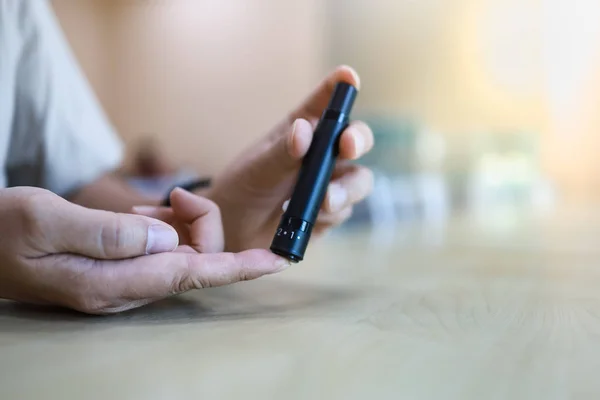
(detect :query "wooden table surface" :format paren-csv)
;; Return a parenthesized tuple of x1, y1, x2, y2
(2, 211, 600, 400)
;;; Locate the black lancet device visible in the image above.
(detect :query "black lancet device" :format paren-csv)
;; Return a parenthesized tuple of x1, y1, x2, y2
(270, 82, 358, 262)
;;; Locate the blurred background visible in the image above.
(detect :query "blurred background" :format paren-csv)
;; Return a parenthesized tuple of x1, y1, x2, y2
(50, 0, 600, 237)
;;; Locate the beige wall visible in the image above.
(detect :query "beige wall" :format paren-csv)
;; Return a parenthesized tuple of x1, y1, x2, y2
(52, 0, 324, 174)
(51, 0, 115, 116)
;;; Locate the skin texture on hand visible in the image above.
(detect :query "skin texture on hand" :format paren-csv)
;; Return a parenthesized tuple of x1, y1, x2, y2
(205, 65, 375, 251)
(0, 187, 289, 314)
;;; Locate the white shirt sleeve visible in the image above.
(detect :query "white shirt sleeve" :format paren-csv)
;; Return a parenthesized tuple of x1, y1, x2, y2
(7, 0, 123, 196)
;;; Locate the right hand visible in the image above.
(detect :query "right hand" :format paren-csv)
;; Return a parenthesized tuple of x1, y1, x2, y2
(0, 187, 290, 314)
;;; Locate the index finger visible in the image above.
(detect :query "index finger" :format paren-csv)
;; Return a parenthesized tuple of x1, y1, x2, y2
(89, 250, 290, 313)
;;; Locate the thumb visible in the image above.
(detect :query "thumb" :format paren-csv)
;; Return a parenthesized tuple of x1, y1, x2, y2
(290, 65, 360, 121)
(249, 66, 361, 187)
(50, 202, 179, 259)
(249, 118, 314, 188)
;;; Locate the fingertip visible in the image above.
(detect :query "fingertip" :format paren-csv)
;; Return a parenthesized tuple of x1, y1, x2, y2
(339, 129, 360, 160)
(237, 249, 292, 273)
(276, 258, 292, 272)
(288, 118, 313, 159)
(336, 65, 361, 90)
(170, 186, 218, 213)
(170, 186, 194, 201)
(325, 182, 348, 213)
(339, 122, 373, 160)
(169, 187, 188, 211)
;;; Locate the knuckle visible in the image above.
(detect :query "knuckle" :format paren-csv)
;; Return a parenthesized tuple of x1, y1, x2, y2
(203, 198, 221, 216)
(170, 254, 208, 293)
(99, 217, 130, 257)
(237, 265, 252, 282)
(18, 191, 52, 234)
(172, 253, 242, 292)
(232, 253, 254, 283)
(170, 271, 192, 294)
(237, 269, 250, 282)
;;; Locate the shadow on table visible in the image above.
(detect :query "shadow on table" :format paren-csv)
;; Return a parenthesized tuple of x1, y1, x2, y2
(0, 279, 369, 333)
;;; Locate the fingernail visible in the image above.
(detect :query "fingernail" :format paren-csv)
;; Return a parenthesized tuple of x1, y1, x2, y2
(276, 258, 292, 271)
(173, 187, 191, 196)
(288, 120, 298, 152)
(353, 129, 365, 156)
(350, 69, 361, 90)
(282, 200, 290, 212)
(341, 65, 361, 90)
(328, 184, 348, 212)
(147, 225, 179, 254)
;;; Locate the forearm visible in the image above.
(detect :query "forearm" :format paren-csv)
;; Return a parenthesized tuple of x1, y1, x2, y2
(67, 174, 159, 213)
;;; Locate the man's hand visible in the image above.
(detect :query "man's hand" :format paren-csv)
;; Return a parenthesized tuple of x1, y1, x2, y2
(207, 65, 375, 251)
(0, 187, 290, 314)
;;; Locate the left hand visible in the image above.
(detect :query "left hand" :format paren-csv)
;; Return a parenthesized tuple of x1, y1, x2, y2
(207, 65, 374, 252)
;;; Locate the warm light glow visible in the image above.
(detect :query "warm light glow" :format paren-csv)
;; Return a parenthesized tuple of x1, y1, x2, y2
(478, 0, 541, 96)
(542, 0, 600, 135)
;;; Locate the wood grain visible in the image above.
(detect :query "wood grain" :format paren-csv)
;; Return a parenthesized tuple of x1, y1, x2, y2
(2, 214, 600, 399)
